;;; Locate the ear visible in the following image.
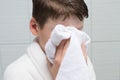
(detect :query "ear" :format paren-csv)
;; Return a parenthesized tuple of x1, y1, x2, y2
(29, 17, 40, 36)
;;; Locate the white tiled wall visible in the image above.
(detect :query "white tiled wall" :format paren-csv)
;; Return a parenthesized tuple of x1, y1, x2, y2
(92, 0, 120, 42)
(0, 0, 31, 79)
(0, 44, 29, 71)
(0, 52, 2, 80)
(92, 0, 120, 25)
(0, 0, 120, 80)
(92, 42, 120, 80)
(91, 0, 120, 80)
(0, 0, 31, 44)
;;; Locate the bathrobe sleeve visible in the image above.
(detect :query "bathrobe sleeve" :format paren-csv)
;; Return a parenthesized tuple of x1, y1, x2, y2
(3, 62, 44, 80)
(4, 67, 34, 80)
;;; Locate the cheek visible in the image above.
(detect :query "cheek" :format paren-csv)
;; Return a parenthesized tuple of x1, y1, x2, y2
(40, 29, 51, 43)
(42, 24, 57, 42)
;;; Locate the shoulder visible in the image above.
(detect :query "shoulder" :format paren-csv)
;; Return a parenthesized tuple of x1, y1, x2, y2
(3, 54, 34, 80)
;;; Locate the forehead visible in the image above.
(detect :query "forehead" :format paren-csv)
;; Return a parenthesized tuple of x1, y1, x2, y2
(64, 16, 84, 29)
(45, 15, 84, 30)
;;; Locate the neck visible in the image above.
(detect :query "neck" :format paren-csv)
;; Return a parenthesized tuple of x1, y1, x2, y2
(38, 40, 46, 54)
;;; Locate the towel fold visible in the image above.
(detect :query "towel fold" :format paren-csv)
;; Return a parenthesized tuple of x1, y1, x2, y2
(45, 24, 91, 80)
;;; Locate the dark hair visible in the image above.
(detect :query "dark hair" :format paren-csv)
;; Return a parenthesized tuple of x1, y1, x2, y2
(32, 0, 88, 29)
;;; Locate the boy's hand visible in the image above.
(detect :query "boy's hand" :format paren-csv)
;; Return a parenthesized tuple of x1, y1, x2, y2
(47, 39, 69, 80)
(47, 40, 87, 80)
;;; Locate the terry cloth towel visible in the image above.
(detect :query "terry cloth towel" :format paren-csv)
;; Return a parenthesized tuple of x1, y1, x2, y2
(45, 24, 91, 80)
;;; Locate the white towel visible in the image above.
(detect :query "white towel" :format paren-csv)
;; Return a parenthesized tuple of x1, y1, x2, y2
(45, 24, 91, 80)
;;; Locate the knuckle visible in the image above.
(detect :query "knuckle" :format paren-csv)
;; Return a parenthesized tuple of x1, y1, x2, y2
(54, 59, 61, 66)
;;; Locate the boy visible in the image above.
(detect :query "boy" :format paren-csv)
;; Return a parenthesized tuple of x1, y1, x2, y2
(4, 0, 96, 80)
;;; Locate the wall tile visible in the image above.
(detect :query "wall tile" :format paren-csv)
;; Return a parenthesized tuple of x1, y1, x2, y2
(0, 0, 30, 44)
(0, 56, 2, 80)
(92, 24, 120, 41)
(0, 48, 3, 80)
(0, 0, 28, 17)
(92, 42, 120, 80)
(84, 0, 92, 25)
(27, 0, 32, 18)
(0, 23, 30, 44)
(0, 65, 2, 80)
(0, 44, 29, 72)
(83, 24, 92, 37)
(92, 0, 120, 24)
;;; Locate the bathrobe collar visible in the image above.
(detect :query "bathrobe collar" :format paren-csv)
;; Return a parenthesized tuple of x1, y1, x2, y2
(26, 38, 52, 80)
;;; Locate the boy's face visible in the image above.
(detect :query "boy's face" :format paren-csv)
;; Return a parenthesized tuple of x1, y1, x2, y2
(35, 15, 84, 51)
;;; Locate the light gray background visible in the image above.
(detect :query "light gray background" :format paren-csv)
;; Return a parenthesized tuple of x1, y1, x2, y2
(0, 0, 120, 80)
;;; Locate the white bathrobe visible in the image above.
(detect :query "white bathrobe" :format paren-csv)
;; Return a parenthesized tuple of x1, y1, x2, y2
(4, 38, 96, 80)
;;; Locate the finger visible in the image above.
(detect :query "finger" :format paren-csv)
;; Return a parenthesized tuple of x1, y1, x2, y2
(55, 40, 66, 59)
(81, 41, 87, 62)
(81, 41, 87, 54)
(54, 40, 66, 65)
(56, 39, 66, 54)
